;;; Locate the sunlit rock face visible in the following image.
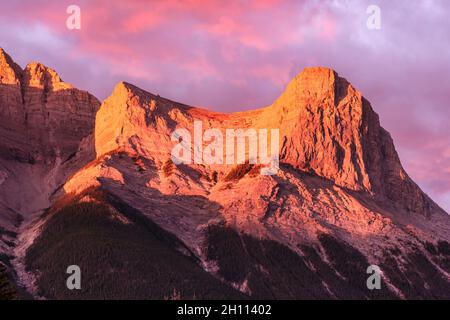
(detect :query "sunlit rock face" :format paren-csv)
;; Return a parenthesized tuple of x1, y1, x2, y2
(94, 67, 437, 216)
(0, 49, 100, 271)
(0, 48, 100, 164)
(1, 48, 449, 299)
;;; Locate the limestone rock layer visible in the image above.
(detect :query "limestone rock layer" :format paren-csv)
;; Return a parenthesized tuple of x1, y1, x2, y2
(0, 48, 100, 164)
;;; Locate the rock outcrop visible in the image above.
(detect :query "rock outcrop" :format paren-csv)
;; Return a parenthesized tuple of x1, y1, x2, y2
(0, 48, 100, 164)
(0, 49, 101, 281)
(266, 67, 436, 215)
(93, 67, 440, 217)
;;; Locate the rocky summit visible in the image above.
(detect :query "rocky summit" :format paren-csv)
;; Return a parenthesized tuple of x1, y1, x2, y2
(0, 48, 449, 300)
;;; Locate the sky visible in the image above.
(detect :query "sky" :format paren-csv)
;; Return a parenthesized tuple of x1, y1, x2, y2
(0, 0, 449, 212)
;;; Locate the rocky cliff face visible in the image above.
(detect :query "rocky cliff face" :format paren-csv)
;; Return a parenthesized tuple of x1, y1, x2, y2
(93, 67, 439, 217)
(0, 50, 100, 294)
(0, 48, 100, 164)
(267, 67, 436, 215)
(1, 48, 449, 299)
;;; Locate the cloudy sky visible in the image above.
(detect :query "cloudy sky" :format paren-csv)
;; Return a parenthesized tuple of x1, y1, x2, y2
(1, 0, 449, 211)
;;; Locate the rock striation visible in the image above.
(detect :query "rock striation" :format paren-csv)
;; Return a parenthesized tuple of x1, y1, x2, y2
(93, 67, 439, 216)
(0, 48, 100, 164)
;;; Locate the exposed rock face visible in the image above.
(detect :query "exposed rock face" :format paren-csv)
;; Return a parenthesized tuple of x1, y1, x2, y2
(1, 48, 450, 299)
(93, 67, 439, 216)
(0, 50, 100, 286)
(0, 48, 100, 164)
(267, 67, 436, 215)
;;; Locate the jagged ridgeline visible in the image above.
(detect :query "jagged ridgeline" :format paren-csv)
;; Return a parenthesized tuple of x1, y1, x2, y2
(0, 48, 449, 299)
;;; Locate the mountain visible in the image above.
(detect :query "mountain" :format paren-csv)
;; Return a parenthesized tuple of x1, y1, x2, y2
(0, 48, 449, 299)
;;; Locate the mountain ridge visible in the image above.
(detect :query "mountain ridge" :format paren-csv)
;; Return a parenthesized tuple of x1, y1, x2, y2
(93, 65, 444, 217)
(0, 48, 449, 299)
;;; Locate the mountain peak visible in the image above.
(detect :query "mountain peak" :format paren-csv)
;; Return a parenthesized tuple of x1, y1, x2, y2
(0, 47, 12, 63)
(0, 47, 8, 63)
(106, 81, 146, 108)
(111, 81, 165, 101)
(297, 66, 338, 95)
(0, 49, 435, 216)
(112, 81, 134, 92)
(0, 47, 22, 85)
(2, 50, 450, 300)
(0, 48, 72, 91)
(23, 61, 72, 91)
(273, 66, 354, 112)
(291, 67, 337, 91)
(297, 66, 336, 81)
(0, 51, 99, 163)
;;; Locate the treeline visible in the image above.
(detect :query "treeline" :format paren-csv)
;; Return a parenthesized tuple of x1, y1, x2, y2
(25, 189, 244, 300)
(0, 264, 16, 300)
(206, 225, 398, 299)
